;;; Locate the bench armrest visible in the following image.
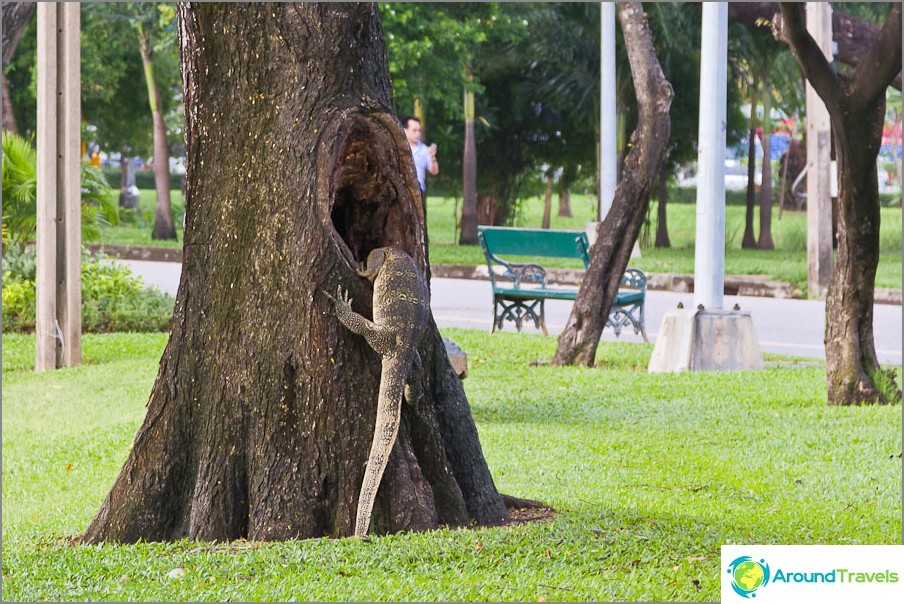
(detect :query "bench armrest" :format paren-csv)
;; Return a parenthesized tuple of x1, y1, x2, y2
(621, 268, 647, 293)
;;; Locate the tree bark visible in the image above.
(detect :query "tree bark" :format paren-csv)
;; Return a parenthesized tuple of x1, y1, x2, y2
(775, 3, 902, 405)
(729, 2, 902, 91)
(654, 156, 670, 248)
(2, 2, 35, 135)
(757, 77, 775, 250)
(82, 3, 508, 544)
(557, 187, 572, 218)
(2, 2, 34, 68)
(557, 164, 574, 218)
(743, 81, 759, 249)
(138, 26, 177, 240)
(459, 76, 478, 245)
(2, 73, 17, 134)
(552, 2, 673, 366)
(541, 172, 553, 229)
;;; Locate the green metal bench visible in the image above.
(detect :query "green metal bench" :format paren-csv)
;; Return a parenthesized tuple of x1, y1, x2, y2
(477, 226, 648, 340)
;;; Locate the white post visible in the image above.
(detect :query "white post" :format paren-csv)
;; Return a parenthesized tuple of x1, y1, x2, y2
(36, 2, 81, 372)
(693, 2, 728, 311)
(58, 2, 82, 368)
(600, 1, 617, 221)
(36, 3, 59, 372)
(806, 2, 833, 298)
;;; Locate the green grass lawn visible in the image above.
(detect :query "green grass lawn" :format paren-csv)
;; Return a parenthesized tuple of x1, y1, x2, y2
(2, 331, 900, 601)
(97, 188, 902, 292)
(97, 190, 185, 249)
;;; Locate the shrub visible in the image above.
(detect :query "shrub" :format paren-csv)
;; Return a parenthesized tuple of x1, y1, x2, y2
(1, 249, 174, 333)
(2, 133, 120, 252)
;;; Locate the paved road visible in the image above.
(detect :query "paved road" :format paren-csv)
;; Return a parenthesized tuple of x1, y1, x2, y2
(123, 259, 902, 365)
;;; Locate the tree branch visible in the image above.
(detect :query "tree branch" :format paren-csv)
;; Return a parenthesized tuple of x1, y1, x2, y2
(2, 2, 35, 68)
(774, 3, 840, 111)
(850, 4, 902, 109)
(729, 2, 902, 91)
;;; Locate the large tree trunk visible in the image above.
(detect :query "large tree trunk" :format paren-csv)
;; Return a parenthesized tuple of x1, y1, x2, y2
(742, 80, 759, 249)
(654, 156, 670, 248)
(776, 3, 902, 405)
(83, 3, 508, 544)
(552, 3, 673, 366)
(138, 27, 177, 241)
(459, 77, 478, 245)
(757, 77, 775, 249)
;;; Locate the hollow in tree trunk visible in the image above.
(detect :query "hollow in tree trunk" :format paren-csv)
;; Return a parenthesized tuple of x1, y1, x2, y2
(82, 3, 510, 544)
(654, 156, 670, 248)
(553, 2, 673, 366)
(775, 3, 902, 405)
(757, 77, 775, 250)
(138, 24, 177, 241)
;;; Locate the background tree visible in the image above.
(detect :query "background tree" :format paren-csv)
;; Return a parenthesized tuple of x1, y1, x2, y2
(80, 3, 179, 239)
(553, 2, 673, 367)
(81, 6, 155, 208)
(730, 22, 788, 250)
(774, 3, 902, 405)
(83, 3, 512, 544)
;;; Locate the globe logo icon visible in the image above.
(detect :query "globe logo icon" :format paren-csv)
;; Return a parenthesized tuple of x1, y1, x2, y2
(726, 556, 771, 598)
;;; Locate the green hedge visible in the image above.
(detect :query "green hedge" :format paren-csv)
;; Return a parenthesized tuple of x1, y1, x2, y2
(2, 248, 175, 333)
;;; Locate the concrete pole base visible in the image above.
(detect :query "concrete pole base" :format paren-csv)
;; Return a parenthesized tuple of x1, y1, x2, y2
(647, 309, 764, 373)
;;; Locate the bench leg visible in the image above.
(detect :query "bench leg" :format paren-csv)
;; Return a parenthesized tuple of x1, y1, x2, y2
(491, 299, 499, 333)
(540, 299, 549, 336)
(640, 303, 649, 343)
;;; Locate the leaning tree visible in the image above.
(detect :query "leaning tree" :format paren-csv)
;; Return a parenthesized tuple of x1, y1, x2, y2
(82, 3, 512, 543)
(774, 3, 901, 405)
(552, 2, 673, 366)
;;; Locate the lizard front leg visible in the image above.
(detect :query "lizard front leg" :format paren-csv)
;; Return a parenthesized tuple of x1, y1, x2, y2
(331, 286, 394, 355)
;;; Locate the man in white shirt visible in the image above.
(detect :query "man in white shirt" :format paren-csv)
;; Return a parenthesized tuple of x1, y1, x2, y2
(402, 116, 439, 198)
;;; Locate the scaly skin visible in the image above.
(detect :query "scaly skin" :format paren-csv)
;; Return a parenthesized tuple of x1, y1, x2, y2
(328, 247, 429, 538)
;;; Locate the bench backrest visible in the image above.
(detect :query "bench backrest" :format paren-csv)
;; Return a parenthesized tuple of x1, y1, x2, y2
(477, 227, 590, 268)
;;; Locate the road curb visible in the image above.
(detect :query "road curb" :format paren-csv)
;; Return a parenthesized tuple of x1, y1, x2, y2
(89, 244, 902, 306)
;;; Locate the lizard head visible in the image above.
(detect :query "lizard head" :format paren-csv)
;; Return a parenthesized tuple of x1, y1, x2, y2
(356, 247, 388, 282)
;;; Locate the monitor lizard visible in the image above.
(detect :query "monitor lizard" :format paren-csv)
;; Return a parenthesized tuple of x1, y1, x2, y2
(324, 246, 429, 538)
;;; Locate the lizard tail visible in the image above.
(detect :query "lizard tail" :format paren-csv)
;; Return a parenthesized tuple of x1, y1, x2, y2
(354, 358, 407, 538)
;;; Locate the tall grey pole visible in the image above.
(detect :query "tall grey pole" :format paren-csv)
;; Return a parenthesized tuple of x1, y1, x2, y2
(693, 2, 728, 311)
(805, 2, 834, 298)
(36, 2, 81, 372)
(600, 2, 617, 221)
